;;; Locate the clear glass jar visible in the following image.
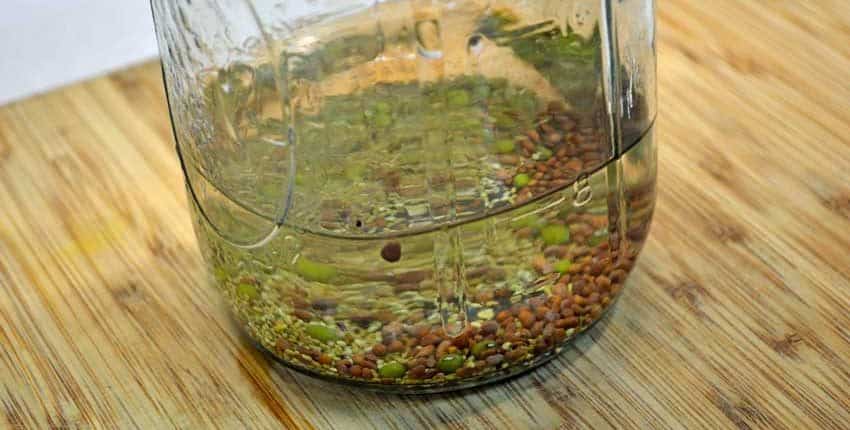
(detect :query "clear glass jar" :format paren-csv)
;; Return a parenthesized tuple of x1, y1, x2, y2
(151, 0, 656, 393)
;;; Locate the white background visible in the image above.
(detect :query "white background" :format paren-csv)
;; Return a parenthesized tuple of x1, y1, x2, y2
(0, 0, 159, 105)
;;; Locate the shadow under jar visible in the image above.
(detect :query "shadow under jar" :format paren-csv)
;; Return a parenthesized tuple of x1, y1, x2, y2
(151, 0, 657, 393)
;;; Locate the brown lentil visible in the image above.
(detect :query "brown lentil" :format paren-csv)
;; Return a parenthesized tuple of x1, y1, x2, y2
(372, 343, 387, 356)
(387, 340, 405, 353)
(556, 317, 579, 329)
(505, 348, 528, 362)
(531, 321, 545, 337)
(420, 333, 441, 346)
(293, 309, 313, 321)
(415, 344, 435, 358)
(480, 320, 499, 336)
(436, 340, 452, 359)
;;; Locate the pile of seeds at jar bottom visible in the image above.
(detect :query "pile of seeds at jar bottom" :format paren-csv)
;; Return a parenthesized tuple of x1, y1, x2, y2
(235, 237, 638, 387)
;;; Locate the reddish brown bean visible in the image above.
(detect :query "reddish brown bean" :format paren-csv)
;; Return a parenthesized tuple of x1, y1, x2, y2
(531, 321, 545, 337)
(387, 340, 405, 353)
(436, 340, 452, 359)
(415, 344, 435, 358)
(481, 320, 499, 336)
(350, 365, 363, 377)
(534, 306, 550, 320)
(505, 348, 528, 362)
(336, 362, 350, 375)
(595, 275, 612, 290)
(518, 309, 536, 329)
(293, 309, 314, 321)
(372, 344, 387, 357)
(420, 333, 441, 346)
(556, 317, 579, 329)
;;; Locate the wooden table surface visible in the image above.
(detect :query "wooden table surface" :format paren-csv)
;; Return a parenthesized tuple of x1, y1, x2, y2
(2, 1, 849, 429)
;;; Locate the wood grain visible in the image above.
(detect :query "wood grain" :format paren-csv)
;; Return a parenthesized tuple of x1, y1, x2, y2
(1, 1, 849, 428)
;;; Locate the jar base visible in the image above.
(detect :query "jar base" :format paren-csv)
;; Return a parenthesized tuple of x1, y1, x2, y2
(238, 295, 620, 394)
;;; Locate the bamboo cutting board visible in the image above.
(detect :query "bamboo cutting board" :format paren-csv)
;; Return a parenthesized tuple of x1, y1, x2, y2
(1, 1, 849, 428)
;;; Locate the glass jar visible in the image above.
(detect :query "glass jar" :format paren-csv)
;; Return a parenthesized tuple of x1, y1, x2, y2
(151, 0, 656, 393)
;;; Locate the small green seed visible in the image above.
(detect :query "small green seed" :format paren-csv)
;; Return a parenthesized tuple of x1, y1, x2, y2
(236, 283, 258, 300)
(540, 224, 570, 245)
(374, 101, 391, 114)
(553, 259, 573, 274)
(437, 354, 465, 373)
(514, 173, 530, 189)
(214, 267, 228, 282)
(471, 340, 498, 359)
(305, 323, 338, 343)
(295, 258, 337, 283)
(373, 113, 392, 128)
(447, 89, 470, 106)
(494, 139, 515, 154)
(378, 361, 407, 379)
(344, 164, 366, 181)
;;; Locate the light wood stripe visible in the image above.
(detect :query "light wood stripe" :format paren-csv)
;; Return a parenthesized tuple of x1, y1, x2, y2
(1, 1, 849, 428)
